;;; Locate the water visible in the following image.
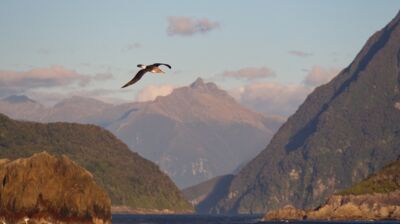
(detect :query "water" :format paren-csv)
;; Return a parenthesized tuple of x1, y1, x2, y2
(112, 214, 400, 224)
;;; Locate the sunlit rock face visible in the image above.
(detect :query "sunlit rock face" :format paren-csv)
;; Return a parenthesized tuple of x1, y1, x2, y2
(264, 159, 400, 221)
(0, 152, 111, 224)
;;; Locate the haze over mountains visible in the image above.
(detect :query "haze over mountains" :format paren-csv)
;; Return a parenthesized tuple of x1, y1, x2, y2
(199, 10, 400, 214)
(0, 78, 284, 188)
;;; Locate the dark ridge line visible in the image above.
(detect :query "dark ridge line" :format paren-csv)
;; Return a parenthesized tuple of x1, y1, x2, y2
(285, 19, 400, 152)
(195, 175, 234, 214)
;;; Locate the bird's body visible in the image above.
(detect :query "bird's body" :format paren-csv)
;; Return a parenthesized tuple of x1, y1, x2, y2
(122, 63, 171, 88)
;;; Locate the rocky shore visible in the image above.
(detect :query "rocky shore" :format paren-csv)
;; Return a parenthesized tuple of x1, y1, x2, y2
(0, 152, 111, 224)
(307, 191, 400, 220)
(264, 205, 306, 220)
(264, 191, 400, 221)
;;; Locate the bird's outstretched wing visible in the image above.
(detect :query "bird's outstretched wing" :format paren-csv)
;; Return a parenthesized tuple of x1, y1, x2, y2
(153, 63, 172, 69)
(121, 69, 147, 88)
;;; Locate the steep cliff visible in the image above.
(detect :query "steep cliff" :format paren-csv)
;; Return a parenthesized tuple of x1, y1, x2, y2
(213, 10, 400, 213)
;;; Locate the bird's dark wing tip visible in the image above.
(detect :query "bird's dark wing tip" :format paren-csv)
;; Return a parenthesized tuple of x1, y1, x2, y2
(154, 63, 172, 69)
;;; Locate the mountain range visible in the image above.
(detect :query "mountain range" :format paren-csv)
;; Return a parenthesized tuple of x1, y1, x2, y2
(0, 78, 284, 188)
(193, 10, 400, 214)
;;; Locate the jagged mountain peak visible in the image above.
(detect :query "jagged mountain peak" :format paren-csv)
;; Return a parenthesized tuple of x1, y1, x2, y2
(189, 77, 220, 92)
(145, 78, 266, 127)
(191, 77, 205, 87)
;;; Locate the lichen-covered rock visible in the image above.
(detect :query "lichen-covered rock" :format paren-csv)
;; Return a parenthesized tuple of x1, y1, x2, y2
(0, 152, 111, 224)
(263, 205, 306, 221)
(307, 191, 400, 220)
(263, 191, 400, 221)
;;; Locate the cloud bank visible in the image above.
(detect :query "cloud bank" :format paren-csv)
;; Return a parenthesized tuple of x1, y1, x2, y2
(303, 65, 340, 86)
(167, 16, 220, 36)
(0, 65, 90, 89)
(136, 84, 175, 102)
(229, 65, 342, 117)
(231, 82, 311, 116)
(0, 65, 114, 103)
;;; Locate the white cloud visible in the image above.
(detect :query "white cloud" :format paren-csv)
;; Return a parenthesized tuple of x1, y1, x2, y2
(0, 66, 115, 102)
(231, 82, 311, 116)
(136, 84, 175, 102)
(0, 65, 90, 89)
(220, 67, 275, 81)
(303, 65, 340, 87)
(167, 16, 220, 36)
(230, 65, 342, 117)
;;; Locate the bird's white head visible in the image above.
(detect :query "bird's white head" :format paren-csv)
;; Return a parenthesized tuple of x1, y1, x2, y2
(137, 64, 147, 69)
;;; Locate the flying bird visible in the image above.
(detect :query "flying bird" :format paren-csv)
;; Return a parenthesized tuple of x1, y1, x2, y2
(121, 63, 172, 88)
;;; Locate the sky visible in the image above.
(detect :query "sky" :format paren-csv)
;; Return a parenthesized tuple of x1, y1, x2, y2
(0, 1, 399, 117)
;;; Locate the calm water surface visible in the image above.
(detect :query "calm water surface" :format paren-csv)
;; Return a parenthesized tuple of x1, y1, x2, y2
(112, 214, 400, 224)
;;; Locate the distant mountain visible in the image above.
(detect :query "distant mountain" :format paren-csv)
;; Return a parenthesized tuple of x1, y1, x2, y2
(104, 78, 282, 188)
(208, 11, 400, 213)
(0, 79, 283, 188)
(46, 96, 114, 123)
(0, 95, 47, 121)
(0, 113, 192, 212)
(3, 95, 36, 103)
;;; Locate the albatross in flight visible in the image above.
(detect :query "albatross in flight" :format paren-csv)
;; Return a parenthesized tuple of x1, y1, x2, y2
(121, 63, 172, 88)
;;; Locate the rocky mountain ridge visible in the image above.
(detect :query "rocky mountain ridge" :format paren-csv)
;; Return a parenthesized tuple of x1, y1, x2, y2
(208, 10, 400, 213)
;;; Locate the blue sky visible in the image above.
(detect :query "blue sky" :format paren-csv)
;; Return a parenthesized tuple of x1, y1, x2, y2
(0, 1, 399, 116)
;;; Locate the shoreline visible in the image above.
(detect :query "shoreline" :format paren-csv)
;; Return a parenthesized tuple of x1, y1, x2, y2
(111, 206, 193, 215)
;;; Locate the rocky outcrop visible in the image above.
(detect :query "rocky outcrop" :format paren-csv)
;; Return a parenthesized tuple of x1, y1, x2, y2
(264, 192, 400, 221)
(264, 205, 306, 221)
(307, 191, 400, 220)
(264, 158, 400, 221)
(0, 152, 111, 224)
